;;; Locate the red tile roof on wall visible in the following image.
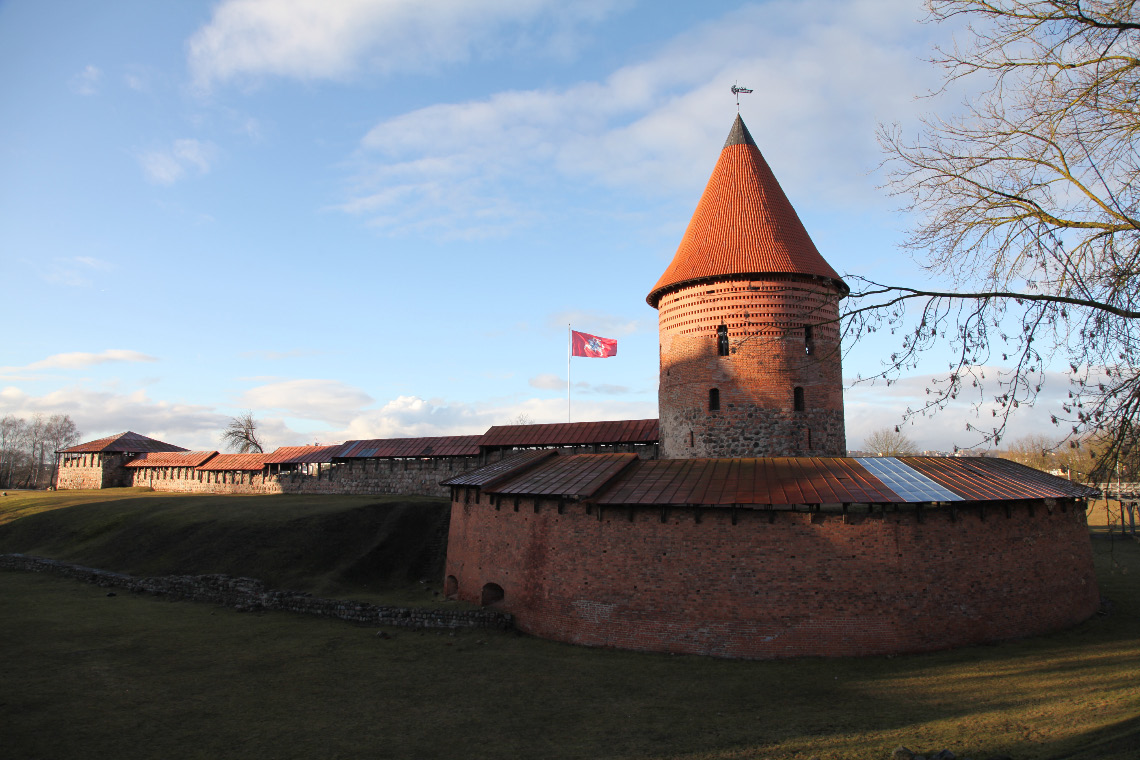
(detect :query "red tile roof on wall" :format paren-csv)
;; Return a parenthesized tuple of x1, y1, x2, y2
(479, 419, 659, 449)
(333, 435, 483, 459)
(647, 115, 847, 308)
(60, 431, 189, 454)
(123, 451, 218, 468)
(197, 453, 267, 471)
(262, 445, 341, 465)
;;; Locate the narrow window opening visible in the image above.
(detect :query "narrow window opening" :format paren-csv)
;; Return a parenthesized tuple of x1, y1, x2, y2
(717, 324, 729, 356)
(444, 575, 458, 599)
(794, 386, 805, 412)
(689, 430, 695, 447)
(709, 388, 720, 411)
(804, 324, 814, 355)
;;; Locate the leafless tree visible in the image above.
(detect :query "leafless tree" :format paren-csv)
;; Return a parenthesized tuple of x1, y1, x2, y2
(1001, 432, 1057, 470)
(848, 1, 1140, 478)
(507, 413, 535, 425)
(863, 427, 919, 456)
(0, 414, 80, 489)
(221, 411, 264, 454)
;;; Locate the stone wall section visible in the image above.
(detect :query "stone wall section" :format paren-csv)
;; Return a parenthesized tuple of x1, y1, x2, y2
(117, 445, 657, 497)
(445, 494, 1100, 659)
(657, 276, 846, 458)
(55, 453, 131, 490)
(1, 554, 512, 631)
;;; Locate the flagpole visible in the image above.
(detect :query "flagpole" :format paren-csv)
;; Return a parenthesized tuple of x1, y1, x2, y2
(567, 324, 571, 422)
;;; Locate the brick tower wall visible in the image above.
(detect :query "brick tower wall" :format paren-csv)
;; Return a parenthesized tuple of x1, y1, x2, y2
(445, 495, 1100, 659)
(657, 276, 845, 458)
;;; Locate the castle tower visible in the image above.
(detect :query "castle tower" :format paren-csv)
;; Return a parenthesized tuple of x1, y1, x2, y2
(648, 115, 848, 458)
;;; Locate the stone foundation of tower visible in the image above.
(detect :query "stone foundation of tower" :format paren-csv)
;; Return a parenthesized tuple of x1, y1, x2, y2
(658, 276, 845, 458)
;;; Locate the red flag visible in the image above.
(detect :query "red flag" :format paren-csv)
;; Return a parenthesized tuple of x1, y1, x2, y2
(572, 330, 617, 358)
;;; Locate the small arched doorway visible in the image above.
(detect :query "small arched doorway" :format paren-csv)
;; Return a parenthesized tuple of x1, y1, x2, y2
(481, 582, 505, 606)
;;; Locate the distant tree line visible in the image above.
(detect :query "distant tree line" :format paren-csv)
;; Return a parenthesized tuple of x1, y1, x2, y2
(0, 414, 81, 490)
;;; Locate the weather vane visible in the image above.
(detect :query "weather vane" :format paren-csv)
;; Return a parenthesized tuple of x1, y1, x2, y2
(731, 82, 753, 113)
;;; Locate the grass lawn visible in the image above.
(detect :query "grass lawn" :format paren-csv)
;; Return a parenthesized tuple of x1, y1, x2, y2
(1, 490, 1138, 759)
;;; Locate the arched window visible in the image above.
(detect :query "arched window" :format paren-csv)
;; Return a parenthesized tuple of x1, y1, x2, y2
(709, 388, 720, 411)
(481, 582, 505, 606)
(717, 324, 729, 356)
(444, 575, 458, 599)
(794, 386, 805, 412)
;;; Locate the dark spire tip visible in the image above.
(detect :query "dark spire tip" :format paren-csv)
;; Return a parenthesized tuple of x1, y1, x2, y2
(724, 114, 757, 149)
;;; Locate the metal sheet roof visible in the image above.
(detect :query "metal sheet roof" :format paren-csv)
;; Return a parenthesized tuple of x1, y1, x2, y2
(857, 457, 964, 502)
(479, 419, 658, 448)
(123, 451, 218, 468)
(334, 435, 482, 459)
(197, 453, 267, 472)
(898, 456, 1100, 500)
(61, 431, 189, 455)
(455, 455, 1097, 507)
(262, 445, 340, 465)
(441, 450, 557, 488)
(487, 453, 638, 498)
(596, 457, 901, 506)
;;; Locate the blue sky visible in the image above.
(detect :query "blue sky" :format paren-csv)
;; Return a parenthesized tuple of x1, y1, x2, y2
(0, 0, 1071, 453)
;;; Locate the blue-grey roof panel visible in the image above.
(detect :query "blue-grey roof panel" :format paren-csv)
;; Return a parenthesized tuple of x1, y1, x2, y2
(857, 457, 965, 502)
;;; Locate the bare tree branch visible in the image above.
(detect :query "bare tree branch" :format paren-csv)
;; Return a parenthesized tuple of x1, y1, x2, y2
(221, 411, 264, 454)
(854, 0, 1140, 479)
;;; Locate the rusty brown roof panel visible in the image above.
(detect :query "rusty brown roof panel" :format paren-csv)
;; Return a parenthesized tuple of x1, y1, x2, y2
(334, 435, 482, 459)
(597, 457, 904, 506)
(899, 456, 1099, 500)
(61, 431, 189, 454)
(123, 451, 218, 468)
(487, 454, 639, 498)
(262, 445, 340, 465)
(441, 450, 557, 488)
(197, 453, 267, 472)
(479, 419, 659, 448)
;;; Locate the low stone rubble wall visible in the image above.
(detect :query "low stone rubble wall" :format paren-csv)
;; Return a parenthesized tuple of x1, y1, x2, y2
(0, 554, 512, 631)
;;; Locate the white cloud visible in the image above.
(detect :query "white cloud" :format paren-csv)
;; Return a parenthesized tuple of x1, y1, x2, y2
(338, 0, 943, 237)
(187, 0, 628, 90)
(138, 139, 218, 184)
(529, 374, 565, 390)
(844, 366, 1081, 452)
(0, 350, 157, 376)
(239, 379, 374, 424)
(70, 64, 102, 95)
(0, 385, 228, 451)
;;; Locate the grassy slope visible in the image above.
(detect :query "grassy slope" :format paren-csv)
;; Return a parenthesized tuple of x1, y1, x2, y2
(0, 489, 452, 604)
(1, 491, 1138, 759)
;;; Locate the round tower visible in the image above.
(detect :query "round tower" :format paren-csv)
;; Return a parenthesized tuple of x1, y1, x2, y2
(648, 116, 848, 459)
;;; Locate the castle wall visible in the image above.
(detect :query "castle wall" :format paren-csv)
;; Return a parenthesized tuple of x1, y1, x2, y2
(127, 456, 485, 498)
(657, 277, 845, 458)
(55, 453, 130, 490)
(445, 495, 1099, 659)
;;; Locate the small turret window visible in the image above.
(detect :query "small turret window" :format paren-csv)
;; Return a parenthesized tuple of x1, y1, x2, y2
(709, 388, 720, 411)
(717, 324, 729, 356)
(794, 386, 805, 412)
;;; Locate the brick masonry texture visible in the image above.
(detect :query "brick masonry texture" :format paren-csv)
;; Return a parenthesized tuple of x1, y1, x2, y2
(445, 496, 1099, 659)
(657, 276, 845, 458)
(1, 554, 512, 631)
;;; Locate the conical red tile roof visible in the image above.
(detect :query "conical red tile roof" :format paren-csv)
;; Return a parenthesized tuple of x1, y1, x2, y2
(647, 115, 846, 307)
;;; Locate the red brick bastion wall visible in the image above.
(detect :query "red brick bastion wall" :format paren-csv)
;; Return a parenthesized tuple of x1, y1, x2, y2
(445, 497, 1099, 659)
